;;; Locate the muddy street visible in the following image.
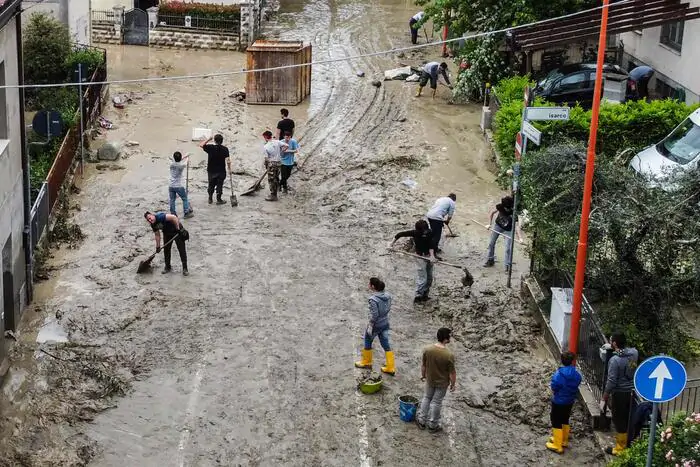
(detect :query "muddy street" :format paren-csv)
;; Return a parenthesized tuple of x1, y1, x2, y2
(0, 0, 606, 466)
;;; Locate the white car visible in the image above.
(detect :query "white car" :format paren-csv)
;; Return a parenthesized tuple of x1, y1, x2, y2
(629, 108, 700, 181)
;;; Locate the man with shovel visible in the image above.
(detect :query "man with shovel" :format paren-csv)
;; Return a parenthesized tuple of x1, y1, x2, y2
(169, 151, 193, 218)
(200, 134, 232, 205)
(416, 62, 452, 98)
(390, 219, 437, 303)
(144, 211, 189, 276)
(483, 195, 523, 272)
(262, 130, 288, 201)
(426, 193, 456, 258)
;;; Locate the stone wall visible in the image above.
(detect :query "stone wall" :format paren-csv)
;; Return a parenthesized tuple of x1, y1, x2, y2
(149, 28, 241, 51)
(92, 21, 122, 45)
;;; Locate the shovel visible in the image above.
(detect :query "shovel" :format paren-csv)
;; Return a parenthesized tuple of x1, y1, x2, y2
(136, 234, 179, 274)
(470, 218, 525, 244)
(229, 171, 238, 207)
(240, 170, 267, 196)
(445, 223, 459, 238)
(388, 249, 474, 287)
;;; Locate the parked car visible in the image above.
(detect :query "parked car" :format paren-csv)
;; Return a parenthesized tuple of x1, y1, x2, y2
(629, 108, 700, 181)
(534, 63, 630, 108)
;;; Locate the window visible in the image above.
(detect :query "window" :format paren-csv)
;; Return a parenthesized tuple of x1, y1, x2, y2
(553, 73, 588, 93)
(0, 61, 6, 140)
(660, 21, 684, 52)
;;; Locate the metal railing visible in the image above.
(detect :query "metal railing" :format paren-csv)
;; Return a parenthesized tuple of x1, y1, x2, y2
(156, 14, 240, 33)
(660, 378, 700, 422)
(30, 182, 50, 253)
(91, 9, 117, 23)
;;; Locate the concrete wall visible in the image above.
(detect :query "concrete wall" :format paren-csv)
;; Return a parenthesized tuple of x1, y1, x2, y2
(92, 21, 122, 45)
(22, 0, 92, 45)
(0, 17, 27, 334)
(619, 4, 700, 105)
(92, 0, 132, 11)
(149, 27, 241, 50)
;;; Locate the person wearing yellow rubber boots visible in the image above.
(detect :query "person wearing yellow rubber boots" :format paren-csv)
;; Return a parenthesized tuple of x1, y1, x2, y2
(546, 351, 581, 454)
(354, 277, 395, 375)
(602, 332, 638, 456)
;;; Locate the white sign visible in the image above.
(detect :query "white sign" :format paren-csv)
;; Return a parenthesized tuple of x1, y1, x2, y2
(525, 107, 570, 121)
(522, 121, 541, 145)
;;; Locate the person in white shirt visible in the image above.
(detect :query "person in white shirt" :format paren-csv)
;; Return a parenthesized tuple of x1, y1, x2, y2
(409, 11, 424, 44)
(426, 193, 456, 256)
(168, 151, 193, 218)
(262, 130, 288, 201)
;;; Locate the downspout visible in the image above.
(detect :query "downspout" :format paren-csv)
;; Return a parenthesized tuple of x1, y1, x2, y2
(16, 6, 33, 303)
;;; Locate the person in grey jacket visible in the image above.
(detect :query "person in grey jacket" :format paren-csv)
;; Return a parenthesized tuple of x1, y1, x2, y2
(602, 332, 639, 456)
(354, 277, 395, 375)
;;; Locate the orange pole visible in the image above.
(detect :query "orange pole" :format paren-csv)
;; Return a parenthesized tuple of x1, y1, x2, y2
(568, 0, 610, 356)
(442, 9, 449, 56)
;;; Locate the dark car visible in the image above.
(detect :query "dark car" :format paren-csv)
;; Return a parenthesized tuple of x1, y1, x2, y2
(534, 63, 630, 108)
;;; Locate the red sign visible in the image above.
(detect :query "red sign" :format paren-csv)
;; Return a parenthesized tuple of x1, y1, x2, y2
(515, 132, 522, 160)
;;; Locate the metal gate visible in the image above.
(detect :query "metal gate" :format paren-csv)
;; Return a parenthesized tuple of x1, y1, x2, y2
(123, 9, 149, 46)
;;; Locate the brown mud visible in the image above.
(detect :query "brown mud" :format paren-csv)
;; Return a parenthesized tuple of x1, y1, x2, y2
(0, 0, 605, 465)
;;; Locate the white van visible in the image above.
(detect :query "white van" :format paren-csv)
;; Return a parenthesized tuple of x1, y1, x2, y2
(629, 108, 700, 180)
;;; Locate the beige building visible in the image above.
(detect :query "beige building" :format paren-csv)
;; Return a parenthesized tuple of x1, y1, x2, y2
(0, 0, 30, 349)
(22, 0, 92, 45)
(619, 2, 700, 104)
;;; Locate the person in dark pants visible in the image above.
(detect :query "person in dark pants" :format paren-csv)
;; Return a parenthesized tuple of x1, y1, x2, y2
(602, 332, 639, 456)
(262, 130, 288, 201)
(354, 277, 395, 375)
(629, 65, 654, 101)
(390, 219, 437, 303)
(409, 11, 424, 44)
(425, 193, 456, 256)
(546, 351, 582, 454)
(276, 108, 295, 140)
(280, 132, 299, 193)
(416, 62, 451, 98)
(199, 134, 232, 205)
(144, 211, 189, 276)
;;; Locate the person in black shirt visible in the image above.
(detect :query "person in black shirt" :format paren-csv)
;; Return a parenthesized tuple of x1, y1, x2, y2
(483, 195, 523, 271)
(390, 219, 437, 303)
(276, 108, 295, 140)
(144, 211, 189, 275)
(199, 134, 232, 205)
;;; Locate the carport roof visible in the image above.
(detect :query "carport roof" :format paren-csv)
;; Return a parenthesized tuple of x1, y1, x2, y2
(514, 0, 700, 51)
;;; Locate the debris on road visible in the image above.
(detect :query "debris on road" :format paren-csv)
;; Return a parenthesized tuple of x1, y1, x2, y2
(371, 80, 382, 88)
(406, 73, 420, 82)
(384, 66, 413, 81)
(97, 141, 122, 161)
(229, 89, 246, 101)
(356, 71, 365, 77)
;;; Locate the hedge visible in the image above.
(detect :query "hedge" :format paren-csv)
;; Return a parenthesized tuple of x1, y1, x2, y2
(159, 1, 241, 20)
(491, 76, 700, 179)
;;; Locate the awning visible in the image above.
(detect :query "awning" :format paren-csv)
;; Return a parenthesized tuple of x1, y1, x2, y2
(514, 0, 700, 51)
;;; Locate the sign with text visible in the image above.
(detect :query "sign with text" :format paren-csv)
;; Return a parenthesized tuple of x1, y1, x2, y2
(525, 107, 570, 121)
(522, 121, 541, 145)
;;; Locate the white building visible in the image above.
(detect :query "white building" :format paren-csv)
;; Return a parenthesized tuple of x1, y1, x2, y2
(0, 0, 30, 345)
(619, 1, 700, 104)
(22, 0, 92, 45)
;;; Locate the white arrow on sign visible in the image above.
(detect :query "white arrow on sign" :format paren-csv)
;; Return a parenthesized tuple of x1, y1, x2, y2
(650, 361, 673, 399)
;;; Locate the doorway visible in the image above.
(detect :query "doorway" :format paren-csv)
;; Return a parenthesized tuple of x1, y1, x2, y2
(2, 235, 15, 332)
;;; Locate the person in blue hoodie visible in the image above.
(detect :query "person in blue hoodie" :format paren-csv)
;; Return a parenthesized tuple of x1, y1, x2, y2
(354, 277, 395, 375)
(546, 351, 582, 454)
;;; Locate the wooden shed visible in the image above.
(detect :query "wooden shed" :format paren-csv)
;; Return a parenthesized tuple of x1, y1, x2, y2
(245, 40, 312, 105)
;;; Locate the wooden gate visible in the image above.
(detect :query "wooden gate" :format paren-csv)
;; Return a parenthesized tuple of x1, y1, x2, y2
(124, 9, 149, 46)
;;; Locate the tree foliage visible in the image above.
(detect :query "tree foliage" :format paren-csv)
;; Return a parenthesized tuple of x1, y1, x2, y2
(23, 13, 71, 86)
(522, 140, 700, 360)
(415, 0, 596, 98)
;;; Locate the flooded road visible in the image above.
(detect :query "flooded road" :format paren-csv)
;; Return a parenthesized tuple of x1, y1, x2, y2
(0, 0, 605, 465)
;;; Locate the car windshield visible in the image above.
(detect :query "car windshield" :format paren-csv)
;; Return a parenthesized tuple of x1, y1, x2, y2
(657, 118, 700, 165)
(537, 70, 564, 90)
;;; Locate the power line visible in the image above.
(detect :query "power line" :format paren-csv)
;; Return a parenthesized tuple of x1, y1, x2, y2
(0, 0, 630, 90)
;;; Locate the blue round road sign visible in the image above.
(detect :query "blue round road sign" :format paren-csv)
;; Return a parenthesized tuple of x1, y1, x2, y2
(634, 356, 687, 403)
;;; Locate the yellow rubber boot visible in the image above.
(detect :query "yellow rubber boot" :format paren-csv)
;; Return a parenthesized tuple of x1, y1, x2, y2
(381, 351, 395, 376)
(546, 428, 564, 454)
(611, 433, 628, 455)
(562, 424, 570, 448)
(416, 86, 423, 97)
(354, 349, 372, 369)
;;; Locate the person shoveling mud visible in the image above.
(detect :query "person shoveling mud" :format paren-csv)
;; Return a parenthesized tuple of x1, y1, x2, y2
(415, 62, 452, 98)
(425, 193, 456, 258)
(389, 220, 437, 303)
(143, 211, 189, 275)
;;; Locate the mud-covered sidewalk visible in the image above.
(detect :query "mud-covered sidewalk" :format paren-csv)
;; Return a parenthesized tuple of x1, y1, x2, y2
(0, 0, 606, 465)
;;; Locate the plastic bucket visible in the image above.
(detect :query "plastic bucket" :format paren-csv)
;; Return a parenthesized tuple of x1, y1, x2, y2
(398, 395, 419, 422)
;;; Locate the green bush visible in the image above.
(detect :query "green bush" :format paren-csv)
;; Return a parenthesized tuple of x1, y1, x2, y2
(609, 412, 700, 467)
(493, 75, 534, 105)
(23, 13, 71, 86)
(33, 87, 79, 128)
(64, 48, 105, 78)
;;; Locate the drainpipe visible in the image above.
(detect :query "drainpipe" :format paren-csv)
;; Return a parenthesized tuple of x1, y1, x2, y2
(16, 7, 33, 303)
